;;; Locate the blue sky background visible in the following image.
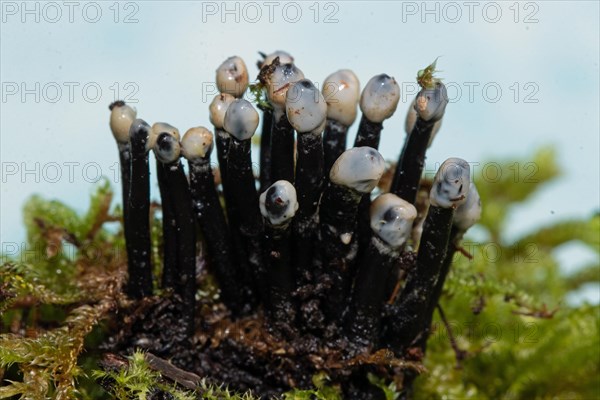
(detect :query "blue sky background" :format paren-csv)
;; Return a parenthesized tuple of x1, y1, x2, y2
(1, 1, 599, 301)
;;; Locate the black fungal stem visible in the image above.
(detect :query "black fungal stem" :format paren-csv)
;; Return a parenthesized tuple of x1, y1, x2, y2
(353, 115, 384, 253)
(353, 115, 383, 149)
(323, 119, 348, 177)
(260, 181, 298, 331)
(259, 108, 273, 193)
(390, 116, 436, 204)
(183, 127, 245, 314)
(292, 132, 323, 282)
(126, 119, 154, 299)
(188, 159, 244, 314)
(228, 138, 265, 304)
(270, 116, 295, 183)
(117, 143, 131, 238)
(318, 183, 363, 321)
(156, 160, 178, 290)
(154, 131, 197, 337)
(346, 235, 399, 347)
(383, 204, 454, 353)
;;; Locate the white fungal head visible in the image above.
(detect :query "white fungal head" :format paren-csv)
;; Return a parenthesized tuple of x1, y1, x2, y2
(216, 56, 249, 98)
(263, 61, 305, 112)
(415, 82, 448, 122)
(430, 157, 471, 208)
(261, 51, 294, 67)
(370, 193, 417, 248)
(209, 93, 235, 129)
(153, 131, 181, 164)
(330, 147, 385, 193)
(109, 101, 137, 143)
(223, 99, 259, 141)
(404, 97, 443, 147)
(259, 180, 299, 226)
(129, 119, 151, 149)
(454, 182, 482, 232)
(285, 79, 327, 134)
(322, 69, 360, 127)
(181, 126, 214, 161)
(149, 122, 180, 152)
(359, 74, 400, 123)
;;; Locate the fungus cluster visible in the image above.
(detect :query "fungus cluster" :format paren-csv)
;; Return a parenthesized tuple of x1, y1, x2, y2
(108, 53, 482, 398)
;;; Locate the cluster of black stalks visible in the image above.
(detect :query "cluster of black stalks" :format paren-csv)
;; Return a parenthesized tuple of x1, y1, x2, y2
(107, 51, 482, 399)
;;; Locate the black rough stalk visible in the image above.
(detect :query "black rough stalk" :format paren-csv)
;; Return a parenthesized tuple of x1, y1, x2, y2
(293, 133, 324, 282)
(390, 117, 436, 205)
(188, 160, 245, 314)
(417, 226, 460, 351)
(264, 224, 295, 328)
(156, 160, 178, 290)
(346, 235, 399, 348)
(126, 122, 154, 299)
(323, 119, 348, 177)
(227, 138, 266, 304)
(353, 115, 383, 149)
(383, 205, 454, 353)
(215, 128, 236, 223)
(353, 116, 385, 255)
(117, 142, 132, 242)
(318, 183, 363, 321)
(161, 160, 197, 338)
(259, 108, 273, 193)
(270, 115, 295, 183)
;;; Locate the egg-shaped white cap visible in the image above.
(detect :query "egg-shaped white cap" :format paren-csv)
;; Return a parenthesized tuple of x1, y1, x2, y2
(223, 99, 259, 141)
(359, 74, 400, 123)
(110, 101, 137, 143)
(285, 79, 327, 134)
(404, 97, 442, 147)
(453, 182, 482, 232)
(216, 56, 249, 98)
(330, 147, 385, 193)
(153, 131, 181, 164)
(259, 180, 298, 226)
(181, 126, 214, 160)
(150, 122, 180, 152)
(263, 62, 305, 110)
(370, 193, 417, 248)
(322, 69, 360, 127)
(209, 93, 235, 129)
(430, 157, 471, 208)
(415, 82, 448, 122)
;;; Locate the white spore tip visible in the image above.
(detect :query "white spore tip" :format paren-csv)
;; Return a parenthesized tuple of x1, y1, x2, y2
(430, 157, 471, 208)
(415, 82, 448, 122)
(223, 99, 259, 141)
(259, 180, 298, 226)
(404, 97, 442, 147)
(370, 193, 417, 248)
(181, 127, 214, 161)
(216, 56, 249, 98)
(359, 74, 400, 123)
(209, 93, 235, 129)
(150, 122, 180, 151)
(285, 79, 327, 134)
(330, 147, 385, 193)
(153, 131, 181, 164)
(453, 182, 482, 232)
(110, 101, 137, 143)
(322, 69, 360, 127)
(263, 62, 305, 111)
